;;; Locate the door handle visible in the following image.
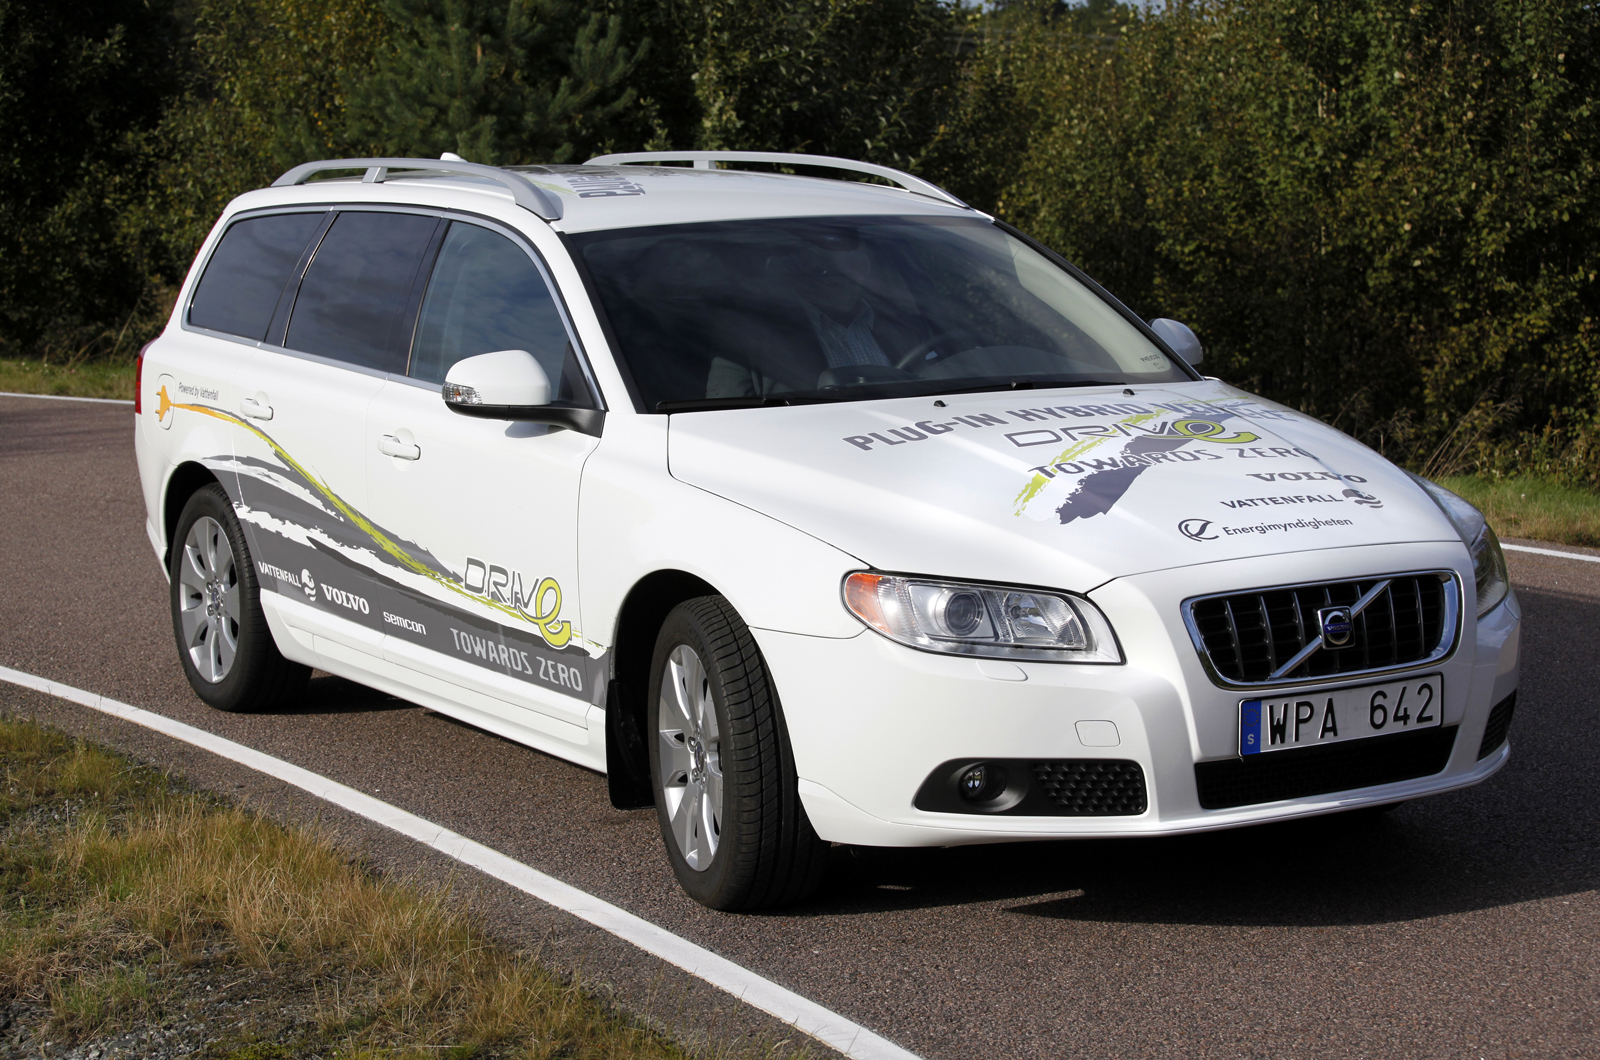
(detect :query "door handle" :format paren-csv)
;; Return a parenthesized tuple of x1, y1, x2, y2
(240, 396, 273, 420)
(378, 433, 421, 461)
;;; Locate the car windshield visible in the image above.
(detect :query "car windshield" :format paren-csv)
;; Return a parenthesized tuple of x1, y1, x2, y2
(570, 215, 1192, 410)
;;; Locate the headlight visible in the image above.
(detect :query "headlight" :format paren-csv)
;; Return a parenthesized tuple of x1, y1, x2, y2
(843, 572, 1123, 663)
(1408, 473, 1510, 617)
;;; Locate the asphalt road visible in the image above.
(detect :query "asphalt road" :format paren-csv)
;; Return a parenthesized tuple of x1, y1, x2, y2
(1, 394, 1596, 1060)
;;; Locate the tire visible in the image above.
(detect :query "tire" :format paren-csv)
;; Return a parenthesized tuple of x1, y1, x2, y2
(647, 596, 828, 910)
(169, 483, 309, 712)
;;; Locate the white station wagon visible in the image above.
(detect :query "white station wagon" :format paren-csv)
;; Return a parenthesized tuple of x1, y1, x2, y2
(134, 152, 1521, 910)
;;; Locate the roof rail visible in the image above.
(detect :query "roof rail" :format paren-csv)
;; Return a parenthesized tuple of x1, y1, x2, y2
(585, 150, 969, 209)
(271, 158, 563, 221)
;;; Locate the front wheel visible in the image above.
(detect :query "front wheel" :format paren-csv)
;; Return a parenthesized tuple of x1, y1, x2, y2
(647, 596, 828, 910)
(169, 483, 309, 712)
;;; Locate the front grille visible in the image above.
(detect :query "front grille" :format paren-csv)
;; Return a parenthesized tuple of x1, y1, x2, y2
(1031, 760, 1148, 815)
(1194, 726, 1458, 809)
(1185, 572, 1458, 687)
(1477, 692, 1517, 759)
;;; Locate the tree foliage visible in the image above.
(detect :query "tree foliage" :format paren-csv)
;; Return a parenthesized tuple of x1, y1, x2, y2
(5, 0, 1600, 483)
(346, 0, 641, 164)
(136, 0, 390, 275)
(628, 0, 963, 164)
(0, 0, 183, 350)
(930, 0, 1600, 481)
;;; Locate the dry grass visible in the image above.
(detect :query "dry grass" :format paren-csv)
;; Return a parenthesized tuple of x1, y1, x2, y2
(0, 357, 136, 400)
(1441, 475, 1600, 549)
(0, 716, 795, 1059)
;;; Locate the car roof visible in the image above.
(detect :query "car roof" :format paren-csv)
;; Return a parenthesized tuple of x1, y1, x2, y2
(225, 162, 982, 235)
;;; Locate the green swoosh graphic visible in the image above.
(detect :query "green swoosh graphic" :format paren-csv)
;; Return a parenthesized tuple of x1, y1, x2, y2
(162, 389, 578, 649)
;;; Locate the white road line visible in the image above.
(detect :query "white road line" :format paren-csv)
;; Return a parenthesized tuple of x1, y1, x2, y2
(0, 390, 133, 405)
(0, 664, 923, 1060)
(1502, 542, 1600, 565)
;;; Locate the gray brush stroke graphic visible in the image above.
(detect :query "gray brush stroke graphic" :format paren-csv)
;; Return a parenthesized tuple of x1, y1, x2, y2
(1056, 435, 1191, 524)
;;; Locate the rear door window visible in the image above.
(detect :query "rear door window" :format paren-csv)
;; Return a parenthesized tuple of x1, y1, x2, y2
(189, 212, 325, 340)
(285, 211, 441, 373)
(409, 221, 593, 405)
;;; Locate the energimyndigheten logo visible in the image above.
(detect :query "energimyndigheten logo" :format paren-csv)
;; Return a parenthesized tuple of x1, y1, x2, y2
(300, 569, 317, 602)
(1179, 518, 1218, 541)
(1318, 606, 1355, 647)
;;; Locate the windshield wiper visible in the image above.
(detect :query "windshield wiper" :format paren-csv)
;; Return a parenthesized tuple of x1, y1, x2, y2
(655, 396, 794, 412)
(931, 378, 1125, 397)
(656, 378, 1128, 411)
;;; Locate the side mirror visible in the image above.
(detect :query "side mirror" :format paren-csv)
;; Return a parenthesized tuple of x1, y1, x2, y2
(1149, 318, 1204, 366)
(441, 349, 606, 437)
(443, 349, 551, 414)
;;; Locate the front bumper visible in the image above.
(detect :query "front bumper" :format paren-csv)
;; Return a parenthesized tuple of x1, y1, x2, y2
(761, 542, 1521, 847)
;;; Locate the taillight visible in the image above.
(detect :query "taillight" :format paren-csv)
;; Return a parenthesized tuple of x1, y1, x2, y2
(134, 340, 153, 414)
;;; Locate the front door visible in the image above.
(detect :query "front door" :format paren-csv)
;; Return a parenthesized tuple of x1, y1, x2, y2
(361, 218, 604, 743)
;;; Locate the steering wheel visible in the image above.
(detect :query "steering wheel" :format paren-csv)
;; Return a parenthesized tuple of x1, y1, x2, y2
(894, 331, 973, 371)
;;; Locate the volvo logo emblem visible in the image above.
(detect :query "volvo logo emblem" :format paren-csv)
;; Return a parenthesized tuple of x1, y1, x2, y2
(1318, 606, 1355, 647)
(1178, 518, 1217, 541)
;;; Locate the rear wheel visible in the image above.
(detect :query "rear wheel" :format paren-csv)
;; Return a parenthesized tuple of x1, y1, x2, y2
(648, 596, 828, 910)
(170, 483, 309, 712)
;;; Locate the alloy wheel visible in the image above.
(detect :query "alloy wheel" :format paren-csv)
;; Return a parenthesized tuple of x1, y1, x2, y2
(657, 643, 722, 870)
(177, 516, 240, 683)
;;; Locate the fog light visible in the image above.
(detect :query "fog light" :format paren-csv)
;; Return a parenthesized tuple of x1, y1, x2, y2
(915, 760, 1027, 814)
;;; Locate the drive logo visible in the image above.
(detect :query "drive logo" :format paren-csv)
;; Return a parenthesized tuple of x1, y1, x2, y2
(462, 556, 571, 647)
(321, 583, 370, 615)
(300, 569, 317, 601)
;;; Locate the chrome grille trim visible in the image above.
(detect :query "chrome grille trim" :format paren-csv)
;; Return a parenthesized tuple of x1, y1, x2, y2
(1182, 571, 1461, 689)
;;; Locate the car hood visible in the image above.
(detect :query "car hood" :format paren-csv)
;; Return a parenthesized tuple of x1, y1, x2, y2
(666, 380, 1460, 589)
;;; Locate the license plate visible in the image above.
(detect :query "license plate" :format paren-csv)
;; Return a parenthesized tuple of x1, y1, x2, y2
(1239, 673, 1443, 756)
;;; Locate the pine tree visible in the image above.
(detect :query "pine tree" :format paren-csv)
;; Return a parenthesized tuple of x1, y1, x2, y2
(347, 0, 641, 164)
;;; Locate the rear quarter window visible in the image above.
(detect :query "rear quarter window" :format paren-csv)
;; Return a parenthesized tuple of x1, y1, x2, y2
(188, 212, 326, 340)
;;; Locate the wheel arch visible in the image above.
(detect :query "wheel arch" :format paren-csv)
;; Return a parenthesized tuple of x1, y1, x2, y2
(605, 568, 718, 809)
(162, 462, 222, 567)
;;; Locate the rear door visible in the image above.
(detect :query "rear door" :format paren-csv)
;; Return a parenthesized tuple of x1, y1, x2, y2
(362, 218, 604, 746)
(229, 208, 443, 665)
(155, 210, 330, 535)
